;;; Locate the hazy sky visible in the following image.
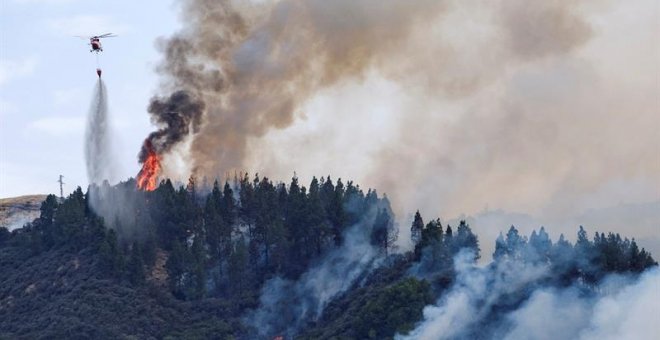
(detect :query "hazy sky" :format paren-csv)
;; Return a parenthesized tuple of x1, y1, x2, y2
(0, 0, 179, 196)
(0, 0, 658, 256)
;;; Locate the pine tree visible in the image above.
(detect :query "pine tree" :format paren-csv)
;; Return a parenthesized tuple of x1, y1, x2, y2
(527, 227, 552, 264)
(410, 211, 424, 247)
(190, 233, 206, 299)
(307, 176, 329, 256)
(98, 229, 123, 277)
(127, 242, 146, 285)
(329, 178, 346, 246)
(371, 208, 397, 256)
(286, 176, 312, 276)
(166, 241, 188, 299)
(343, 180, 365, 226)
(254, 176, 279, 274)
(493, 232, 506, 260)
(39, 195, 59, 248)
(239, 173, 257, 237)
(142, 233, 158, 268)
(455, 221, 480, 260)
(574, 226, 598, 283)
(444, 225, 453, 249)
(503, 225, 524, 260)
(204, 182, 225, 262)
(39, 194, 58, 226)
(417, 218, 442, 260)
(221, 181, 236, 226)
(228, 238, 251, 304)
(55, 187, 86, 248)
(549, 233, 577, 284)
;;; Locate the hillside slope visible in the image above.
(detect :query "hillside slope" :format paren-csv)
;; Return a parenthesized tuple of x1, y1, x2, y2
(0, 179, 655, 339)
(0, 195, 47, 231)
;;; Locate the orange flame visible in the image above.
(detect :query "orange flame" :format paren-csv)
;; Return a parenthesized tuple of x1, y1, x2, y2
(137, 144, 161, 191)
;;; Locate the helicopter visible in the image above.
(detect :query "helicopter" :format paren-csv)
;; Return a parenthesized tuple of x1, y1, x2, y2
(75, 33, 117, 77)
(76, 33, 117, 53)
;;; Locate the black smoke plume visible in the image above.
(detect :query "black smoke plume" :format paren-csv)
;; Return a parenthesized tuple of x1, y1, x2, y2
(138, 90, 204, 162)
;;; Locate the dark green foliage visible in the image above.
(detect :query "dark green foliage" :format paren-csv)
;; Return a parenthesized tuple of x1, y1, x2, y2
(354, 278, 433, 339)
(306, 176, 330, 259)
(165, 240, 188, 299)
(413, 218, 479, 271)
(127, 242, 145, 285)
(141, 234, 157, 268)
(227, 237, 254, 306)
(410, 210, 424, 247)
(454, 220, 480, 260)
(494, 225, 526, 261)
(55, 187, 86, 249)
(190, 234, 207, 299)
(300, 255, 431, 340)
(1, 177, 656, 339)
(414, 218, 442, 260)
(149, 179, 193, 249)
(371, 207, 397, 256)
(493, 225, 658, 285)
(529, 227, 551, 260)
(39, 194, 58, 226)
(548, 233, 577, 285)
(0, 227, 9, 245)
(98, 229, 123, 277)
(0, 246, 238, 339)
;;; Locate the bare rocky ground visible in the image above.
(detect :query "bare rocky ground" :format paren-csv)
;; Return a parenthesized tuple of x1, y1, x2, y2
(0, 195, 48, 230)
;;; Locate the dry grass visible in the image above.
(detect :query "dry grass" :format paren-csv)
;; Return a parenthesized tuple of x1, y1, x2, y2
(0, 195, 48, 230)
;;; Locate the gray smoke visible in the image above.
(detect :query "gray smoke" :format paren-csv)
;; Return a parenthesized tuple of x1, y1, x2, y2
(148, 1, 658, 237)
(244, 212, 383, 338)
(138, 90, 204, 163)
(85, 79, 117, 185)
(399, 252, 660, 339)
(148, 0, 447, 178)
(502, 270, 660, 340)
(240, 0, 659, 255)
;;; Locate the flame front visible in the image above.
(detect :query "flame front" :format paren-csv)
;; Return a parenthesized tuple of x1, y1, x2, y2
(137, 145, 161, 191)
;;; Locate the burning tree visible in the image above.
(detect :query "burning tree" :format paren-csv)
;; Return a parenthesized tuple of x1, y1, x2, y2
(137, 141, 161, 191)
(136, 91, 204, 191)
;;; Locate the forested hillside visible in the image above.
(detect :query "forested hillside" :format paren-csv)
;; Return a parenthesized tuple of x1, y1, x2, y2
(0, 175, 656, 339)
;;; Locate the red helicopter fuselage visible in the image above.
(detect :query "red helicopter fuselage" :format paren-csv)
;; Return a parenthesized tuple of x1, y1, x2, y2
(90, 38, 102, 52)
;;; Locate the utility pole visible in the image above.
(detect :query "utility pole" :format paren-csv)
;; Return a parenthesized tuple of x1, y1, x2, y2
(58, 175, 65, 200)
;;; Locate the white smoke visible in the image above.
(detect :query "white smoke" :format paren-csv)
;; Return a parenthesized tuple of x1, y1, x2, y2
(245, 0, 660, 257)
(577, 269, 660, 340)
(244, 222, 381, 339)
(399, 254, 660, 339)
(504, 268, 660, 340)
(400, 250, 549, 339)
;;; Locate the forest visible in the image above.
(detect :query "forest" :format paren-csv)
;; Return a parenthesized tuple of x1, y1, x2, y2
(0, 175, 656, 339)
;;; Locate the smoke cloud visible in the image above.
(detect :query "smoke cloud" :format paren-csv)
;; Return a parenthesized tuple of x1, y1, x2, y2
(239, 0, 659, 253)
(146, 0, 446, 177)
(401, 250, 549, 339)
(399, 252, 660, 340)
(139, 90, 204, 163)
(502, 269, 660, 340)
(244, 212, 383, 338)
(146, 0, 659, 251)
